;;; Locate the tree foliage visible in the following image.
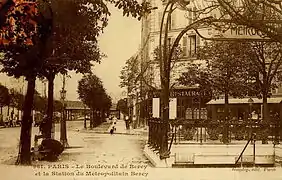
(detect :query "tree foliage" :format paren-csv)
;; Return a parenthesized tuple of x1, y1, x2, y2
(32, 90, 46, 112)
(0, 0, 152, 165)
(189, 0, 282, 43)
(9, 88, 25, 110)
(189, 41, 256, 98)
(77, 73, 112, 112)
(117, 98, 128, 115)
(120, 54, 140, 94)
(0, 83, 10, 107)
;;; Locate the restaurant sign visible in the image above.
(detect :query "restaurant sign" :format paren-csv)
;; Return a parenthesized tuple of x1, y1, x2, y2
(148, 88, 211, 98)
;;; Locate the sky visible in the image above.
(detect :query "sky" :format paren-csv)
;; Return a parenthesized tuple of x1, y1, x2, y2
(0, 4, 142, 104)
(55, 5, 142, 102)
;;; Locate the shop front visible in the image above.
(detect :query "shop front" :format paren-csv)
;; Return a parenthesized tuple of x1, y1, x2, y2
(144, 87, 212, 120)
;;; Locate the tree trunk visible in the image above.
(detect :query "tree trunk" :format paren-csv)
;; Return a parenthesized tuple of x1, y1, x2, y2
(46, 73, 55, 139)
(0, 106, 3, 125)
(84, 108, 87, 129)
(16, 77, 36, 165)
(7, 104, 10, 120)
(102, 110, 105, 122)
(222, 92, 229, 144)
(90, 109, 94, 129)
(160, 79, 169, 159)
(93, 110, 97, 127)
(262, 93, 269, 121)
(262, 91, 269, 144)
(60, 103, 68, 147)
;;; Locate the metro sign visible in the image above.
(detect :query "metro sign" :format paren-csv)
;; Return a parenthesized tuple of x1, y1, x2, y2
(195, 20, 282, 41)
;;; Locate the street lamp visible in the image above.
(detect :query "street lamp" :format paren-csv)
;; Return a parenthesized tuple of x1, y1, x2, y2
(158, 0, 181, 159)
(247, 97, 256, 166)
(60, 81, 68, 147)
(157, 0, 213, 159)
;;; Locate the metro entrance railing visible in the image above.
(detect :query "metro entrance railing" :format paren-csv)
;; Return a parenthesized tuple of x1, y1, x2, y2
(147, 117, 280, 156)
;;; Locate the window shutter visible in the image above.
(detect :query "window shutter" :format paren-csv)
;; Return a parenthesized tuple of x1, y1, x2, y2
(158, 12, 162, 30)
(182, 36, 187, 57)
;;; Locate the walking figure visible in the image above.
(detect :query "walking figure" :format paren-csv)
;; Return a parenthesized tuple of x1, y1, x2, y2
(109, 122, 116, 135)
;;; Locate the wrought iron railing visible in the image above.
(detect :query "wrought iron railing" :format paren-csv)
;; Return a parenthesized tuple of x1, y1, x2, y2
(147, 117, 281, 154)
(148, 118, 163, 151)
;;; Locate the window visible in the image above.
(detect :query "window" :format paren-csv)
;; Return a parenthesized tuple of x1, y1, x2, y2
(168, 13, 176, 30)
(182, 35, 196, 58)
(187, 8, 196, 24)
(188, 35, 196, 57)
(171, 13, 176, 29)
(158, 12, 162, 30)
(182, 36, 187, 57)
(167, 37, 175, 48)
(188, 8, 192, 24)
(185, 108, 193, 119)
(193, 7, 197, 21)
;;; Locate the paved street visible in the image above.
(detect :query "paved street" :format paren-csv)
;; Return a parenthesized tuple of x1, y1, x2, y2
(1, 120, 282, 180)
(0, 119, 152, 180)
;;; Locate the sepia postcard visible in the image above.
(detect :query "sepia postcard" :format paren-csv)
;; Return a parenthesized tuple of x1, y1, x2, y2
(0, 0, 282, 180)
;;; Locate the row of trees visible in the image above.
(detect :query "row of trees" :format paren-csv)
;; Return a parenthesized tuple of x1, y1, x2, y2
(0, 83, 62, 119)
(152, 0, 282, 153)
(0, 0, 151, 165)
(117, 98, 129, 115)
(178, 41, 282, 143)
(77, 73, 112, 128)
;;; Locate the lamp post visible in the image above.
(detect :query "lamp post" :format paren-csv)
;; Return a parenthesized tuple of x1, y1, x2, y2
(248, 97, 254, 136)
(60, 75, 68, 147)
(248, 97, 256, 166)
(158, 0, 190, 159)
(157, 0, 213, 159)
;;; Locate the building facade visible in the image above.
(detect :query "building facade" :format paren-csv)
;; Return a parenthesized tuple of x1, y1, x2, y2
(138, 0, 210, 122)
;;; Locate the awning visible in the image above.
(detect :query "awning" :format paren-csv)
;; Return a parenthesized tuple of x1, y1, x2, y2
(207, 97, 282, 105)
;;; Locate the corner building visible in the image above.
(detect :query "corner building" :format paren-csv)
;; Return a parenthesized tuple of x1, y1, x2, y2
(139, 0, 212, 123)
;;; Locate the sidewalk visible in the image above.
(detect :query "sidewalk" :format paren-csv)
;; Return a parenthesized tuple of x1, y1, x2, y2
(1, 122, 282, 180)
(81, 119, 148, 135)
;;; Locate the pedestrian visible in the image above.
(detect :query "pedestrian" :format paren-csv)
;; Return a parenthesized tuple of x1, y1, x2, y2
(113, 116, 117, 124)
(125, 115, 130, 130)
(109, 122, 116, 135)
(39, 115, 48, 138)
(132, 115, 137, 129)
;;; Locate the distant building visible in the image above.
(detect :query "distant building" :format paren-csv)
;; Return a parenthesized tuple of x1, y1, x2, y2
(109, 103, 120, 119)
(65, 100, 89, 121)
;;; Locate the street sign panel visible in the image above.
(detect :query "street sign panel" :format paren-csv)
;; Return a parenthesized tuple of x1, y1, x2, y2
(195, 20, 282, 41)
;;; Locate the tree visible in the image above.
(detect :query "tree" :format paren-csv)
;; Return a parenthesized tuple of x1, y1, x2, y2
(215, 0, 282, 43)
(37, 0, 153, 139)
(39, 0, 106, 139)
(179, 41, 257, 143)
(120, 54, 140, 96)
(77, 73, 112, 128)
(53, 100, 63, 112)
(33, 90, 47, 113)
(0, 84, 9, 124)
(9, 89, 25, 111)
(0, 84, 10, 110)
(0, 0, 52, 165)
(117, 98, 129, 115)
(186, 0, 282, 43)
(248, 42, 282, 143)
(0, 0, 151, 165)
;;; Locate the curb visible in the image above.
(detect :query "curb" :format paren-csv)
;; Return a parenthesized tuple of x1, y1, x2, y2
(143, 144, 174, 168)
(80, 130, 142, 135)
